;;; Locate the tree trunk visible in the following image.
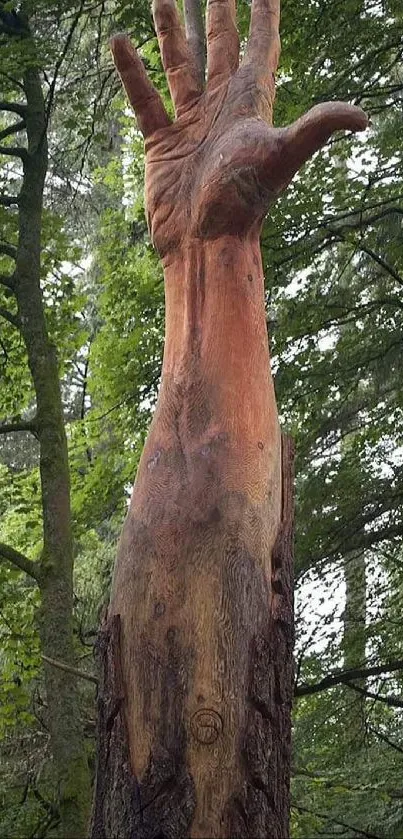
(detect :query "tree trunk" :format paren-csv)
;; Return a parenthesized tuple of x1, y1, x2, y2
(342, 548, 366, 740)
(339, 304, 367, 739)
(343, 550, 366, 673)
(91, 0, 366, 830)
(12, 58, 91, 839)
(91, 238, 295, 838)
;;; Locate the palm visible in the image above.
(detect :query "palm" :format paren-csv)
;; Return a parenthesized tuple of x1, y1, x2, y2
(111, 0, 367, 258)
(145, 88, 282, 255)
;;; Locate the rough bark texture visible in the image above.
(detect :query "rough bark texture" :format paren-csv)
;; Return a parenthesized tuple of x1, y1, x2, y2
(341, 383, 367, 736)
(92, 0, 367, 834)
(229, 435, 294, 839)
(90, 234, 284, 836)
(107, 235, 283, 839)
(342, 549, 367, 739)
(8, 40, 91, 839)
(183, 0, 206, 89)
(343, 550, 367, 673)
(91, 438, 294, 839)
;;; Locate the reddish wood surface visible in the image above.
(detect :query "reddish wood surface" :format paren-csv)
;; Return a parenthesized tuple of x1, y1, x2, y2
(91, 0, 367, 835)
(92, 437, 294, 838)
(109, 235, 282, 837)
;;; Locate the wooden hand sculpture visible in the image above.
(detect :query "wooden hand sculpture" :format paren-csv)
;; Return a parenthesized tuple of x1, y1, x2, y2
(111, 0, 367, 258)
(93, 4, 368, 839)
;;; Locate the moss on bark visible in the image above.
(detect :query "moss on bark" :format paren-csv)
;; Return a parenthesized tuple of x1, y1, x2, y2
(11, 44, 91, 839)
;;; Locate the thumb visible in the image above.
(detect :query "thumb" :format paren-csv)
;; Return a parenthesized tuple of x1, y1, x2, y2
(277, 102, 368, 188)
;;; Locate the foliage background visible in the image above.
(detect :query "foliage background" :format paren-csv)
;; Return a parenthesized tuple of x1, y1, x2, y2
(0, 0, 402, 835)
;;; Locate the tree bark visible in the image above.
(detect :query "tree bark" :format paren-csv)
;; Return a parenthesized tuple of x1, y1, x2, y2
(91, 237, 295, 838)
(183, 0, 206, 87)
(341, 505, 366, 673)
(339, 273, 367, 737)
(92, 0, 366, 833)
(5, 42, 91, 839)
(340, 440, 366, 737)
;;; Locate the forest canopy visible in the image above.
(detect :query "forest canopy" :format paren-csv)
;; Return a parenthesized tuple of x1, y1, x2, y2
(0, 0, 402, 836)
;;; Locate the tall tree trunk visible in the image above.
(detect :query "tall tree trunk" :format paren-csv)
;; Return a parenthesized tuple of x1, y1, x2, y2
(339, 281, 367, 738)
(10, 51, 91, 839)
(92, 240, 295, 838)
(342, 548, 366, 739)
(91, 0, 366, 833)
(343, 550, 366, 673)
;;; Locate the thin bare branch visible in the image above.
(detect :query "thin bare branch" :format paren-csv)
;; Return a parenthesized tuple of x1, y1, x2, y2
(0, 307, 20, 328)
(296, 659, 403, 697)
(358, 241, 403, 287)
(46, 0, 86, 122)
(42, 654, 98, 685)
(328, 228, 403, 287)
(0, 542, 41, 582)
(0, 195, 19, 207)
(0, 73, 25, 93)
(0, 119, 25, 142)
(0, 144, 28, 161)
(293, 805, 383, 839)
(346, 681, 403, 708)
(0, 418, 37, 434)
(0, 242, 17, 258)
(367, 724, 403, 755)
(0, 100, 26, 116)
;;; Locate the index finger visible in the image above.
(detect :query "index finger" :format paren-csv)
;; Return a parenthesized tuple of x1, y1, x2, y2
(110, 35, 171, 138)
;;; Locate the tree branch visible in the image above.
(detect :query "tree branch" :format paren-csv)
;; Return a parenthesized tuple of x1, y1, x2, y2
(0, 542, 41, 582)
(46, 0, 86, 122)
(367, 724, 403, 755)
(0, 418, 37, 434)
(328, 228, 403, 287)
(296, 659, 403, 697)
(0, 119, 25, 142)
(293, 805, 383, 839)
(0, 195, 19, 207)
(0, 72, 25, 93)
(0, 144, 28, 161)
(0, 307, 20, 328)
(0, 273, 14, 289)
(0, 100, 26, 116)
(41, 654, 98, 685)
(358, 241, 403, 287)
(0, 242, 17, 258)
(346, 681, 403, 708)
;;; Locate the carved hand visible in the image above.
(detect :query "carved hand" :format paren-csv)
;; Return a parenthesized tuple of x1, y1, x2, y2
(111, 0, 367, 258)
